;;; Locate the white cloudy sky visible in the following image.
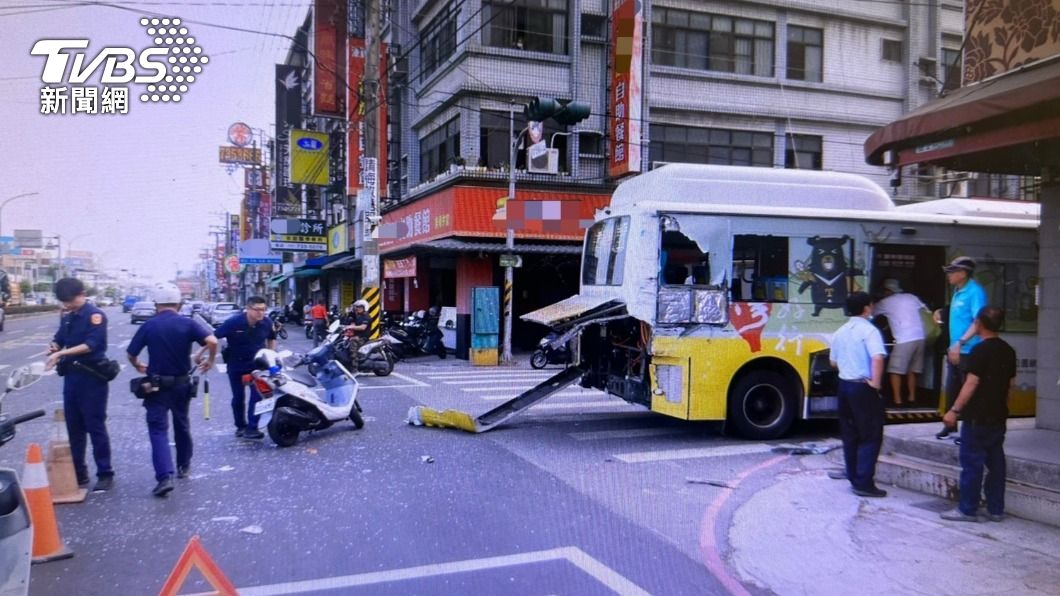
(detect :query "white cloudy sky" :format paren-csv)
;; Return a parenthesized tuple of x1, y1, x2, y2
(0, 1, 311, 282)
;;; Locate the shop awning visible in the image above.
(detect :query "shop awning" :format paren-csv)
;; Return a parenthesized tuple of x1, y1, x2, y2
(864, 58, 1060, 174)
(268, 272, 293, 287)
(322, 255, 360, 270)
(410, 238, 582, 255)
(292, 268, 322, 278)
(305, 253, 348, 268)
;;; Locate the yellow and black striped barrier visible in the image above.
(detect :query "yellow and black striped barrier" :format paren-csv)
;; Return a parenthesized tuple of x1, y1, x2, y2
(885, 408, 941, 423)
(362, 286, 381, 339)
(503, 279, 512, 319)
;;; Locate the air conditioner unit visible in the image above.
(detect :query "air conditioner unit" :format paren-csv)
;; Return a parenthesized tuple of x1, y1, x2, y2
(527, 146, 559, 174)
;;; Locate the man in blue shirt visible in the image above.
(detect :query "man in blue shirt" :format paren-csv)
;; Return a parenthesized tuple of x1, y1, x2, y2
(127, 285, 217, 497)
(934, 257, 987, 440)
(830, 291, 888, 498)
(45, 278, 115, 492)
(214, 296, 276, 439)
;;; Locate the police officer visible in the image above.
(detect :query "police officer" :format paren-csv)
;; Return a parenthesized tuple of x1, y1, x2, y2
(214, 296, 276, 439)
(45, 277, 115, 492)
(126, 285, 217, 497)
(346, 300, 371, 347)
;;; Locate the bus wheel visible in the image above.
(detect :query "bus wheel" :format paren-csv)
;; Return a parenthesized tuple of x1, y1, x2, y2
(728, 371, 796, 440)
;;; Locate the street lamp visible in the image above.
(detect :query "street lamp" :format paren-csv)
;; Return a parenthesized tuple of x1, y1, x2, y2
(0, 192, 40, 240)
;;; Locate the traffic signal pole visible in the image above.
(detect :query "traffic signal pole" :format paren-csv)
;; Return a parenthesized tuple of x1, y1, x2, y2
(503, 103, 517, 364)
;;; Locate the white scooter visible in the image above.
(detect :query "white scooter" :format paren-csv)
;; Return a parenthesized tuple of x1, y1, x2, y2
(249, 349, 364, 447)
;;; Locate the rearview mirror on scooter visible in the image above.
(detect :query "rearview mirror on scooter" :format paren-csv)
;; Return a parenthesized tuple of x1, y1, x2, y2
(6, 363, 45, 392)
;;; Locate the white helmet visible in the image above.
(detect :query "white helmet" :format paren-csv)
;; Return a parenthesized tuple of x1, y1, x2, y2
(153, 283, 182, 305)
(353, 299, 369, 310)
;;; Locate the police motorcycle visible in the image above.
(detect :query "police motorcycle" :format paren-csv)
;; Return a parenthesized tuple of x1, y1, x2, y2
(530, 331, 573, 369)
(0, 364, 47, 596)
(248, 349, 364, 448)
(313, 320, 398, 377)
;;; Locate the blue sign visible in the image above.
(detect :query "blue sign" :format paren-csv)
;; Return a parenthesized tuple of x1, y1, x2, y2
(240, 257, 283, 265)
(297, 137, 324, 151)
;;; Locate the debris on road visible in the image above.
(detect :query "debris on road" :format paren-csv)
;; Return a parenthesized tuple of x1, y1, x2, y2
(770, 441, 841, 455)
(217, 465, 236, 472)
(420, 455, 435, 464)
(686, 478, 733, 489)
(211, 516, 239, 523)
(240, 525, 264, 535)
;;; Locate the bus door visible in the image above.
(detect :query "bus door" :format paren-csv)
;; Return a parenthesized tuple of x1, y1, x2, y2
(869, 244, 947, 414)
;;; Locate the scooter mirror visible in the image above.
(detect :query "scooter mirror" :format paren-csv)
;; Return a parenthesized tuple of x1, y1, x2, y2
(328, 320, 341, 333)
(6, 363, 44, 392)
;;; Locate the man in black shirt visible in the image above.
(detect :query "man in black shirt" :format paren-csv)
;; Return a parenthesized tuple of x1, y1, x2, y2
(940, 306, 1016, 523)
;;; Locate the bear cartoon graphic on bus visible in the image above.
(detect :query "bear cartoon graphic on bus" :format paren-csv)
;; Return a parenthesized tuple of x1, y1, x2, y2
(797, 235, 860, 317)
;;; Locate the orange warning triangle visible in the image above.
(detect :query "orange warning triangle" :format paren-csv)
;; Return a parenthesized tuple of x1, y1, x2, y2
(158, 535, 237, 596)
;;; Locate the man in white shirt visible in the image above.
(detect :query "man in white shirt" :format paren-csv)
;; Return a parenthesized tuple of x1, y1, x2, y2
(830, 291, 888, 498)
(874, 279, 929, 406)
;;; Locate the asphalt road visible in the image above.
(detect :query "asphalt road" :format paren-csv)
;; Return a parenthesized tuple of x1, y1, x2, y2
(0, 309, 836, 595)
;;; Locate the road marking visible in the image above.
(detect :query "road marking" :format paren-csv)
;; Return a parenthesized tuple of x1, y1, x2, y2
(442, 376, 555, 385)
(117, 339, 130, 350)
(478, 390, 597, 401)
(419, 371, 555, 378)
(388, 371, 429, 387)
(613, 443, 774, 464)
(529, 401, 641, 412)
(26, 351, 48, 359)
(569, 427, 686, 441)
(0, 365, 8, 373)
(201, 546, 649, 596)
(461, 385, 539, 393)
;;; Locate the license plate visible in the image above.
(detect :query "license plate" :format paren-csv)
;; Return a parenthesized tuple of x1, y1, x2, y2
(254, 397, 276, 416)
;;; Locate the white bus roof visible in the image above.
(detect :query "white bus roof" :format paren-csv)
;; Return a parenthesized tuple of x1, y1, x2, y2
(898, 198, 1040, 220)
(610, 163, 895, 213)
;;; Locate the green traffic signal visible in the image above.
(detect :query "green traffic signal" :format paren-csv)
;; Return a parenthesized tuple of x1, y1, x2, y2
(524, 97, 590, 126)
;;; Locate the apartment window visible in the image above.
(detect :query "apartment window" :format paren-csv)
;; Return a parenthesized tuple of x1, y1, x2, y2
(650, 124, 773, 167)
(419, 117, 461, 182)
(787, 25, 822, 81)
(419, 3, 459, 80)
(579, 132, 603, 155)
(581, 13, 606, 38)
(483, 0, 568, 55)
(652, 8, 774, 76)
(785, 134, 822, 170)
(941, 48, 961, 91)
(881, 39, 902, 62)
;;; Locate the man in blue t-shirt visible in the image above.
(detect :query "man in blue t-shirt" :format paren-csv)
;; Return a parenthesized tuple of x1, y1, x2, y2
(214, 296, 276, 439)
(934, 257, 987, 440)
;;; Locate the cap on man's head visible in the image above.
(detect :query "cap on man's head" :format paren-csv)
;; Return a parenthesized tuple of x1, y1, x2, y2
(943, 256, 976, 274)
(882, 278, 902, 293)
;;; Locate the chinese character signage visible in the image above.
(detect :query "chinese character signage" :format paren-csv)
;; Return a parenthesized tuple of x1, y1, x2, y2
(270, 218, 327, 252)
(609, 0, 643, 178)
(383, 256, 417, 279)
(219, 146, 262, 165)
(312, 0, 346, 116)
(289, 129, 330, 185)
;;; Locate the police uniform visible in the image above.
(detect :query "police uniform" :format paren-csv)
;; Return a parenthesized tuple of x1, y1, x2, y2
(52, 302, 113, 484)
(127, 310, 211, 482)
(214, 312, 276, 434)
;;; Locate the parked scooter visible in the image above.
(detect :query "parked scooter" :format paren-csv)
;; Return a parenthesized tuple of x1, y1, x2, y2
(267, 309, 289, 340)
(385, 309, 446, 360)
(530, 332, 573, 369)
(0, 364, 47, 596)
(248, 349, 364, 447)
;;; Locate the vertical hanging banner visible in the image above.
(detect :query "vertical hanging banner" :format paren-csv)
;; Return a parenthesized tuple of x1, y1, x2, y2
(377, 42, 389, 196)
(312, 0, 347, 116)
(609, 0, 644, 178)
(275, 64, 303, 189)
(289, 129, 330, 185)
(347, 37, 367, 195)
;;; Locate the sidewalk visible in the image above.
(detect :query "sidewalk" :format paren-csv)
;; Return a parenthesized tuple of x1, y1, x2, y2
(729, 421, 1060, 595)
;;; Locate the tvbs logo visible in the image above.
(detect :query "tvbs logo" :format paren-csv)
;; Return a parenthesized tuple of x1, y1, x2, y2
(31, 17, 208, 115)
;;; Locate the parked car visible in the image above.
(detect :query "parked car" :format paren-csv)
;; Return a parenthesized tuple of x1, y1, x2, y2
(122, 296, 143, 312)
(98, 297, 115, 307)
(209, 302, 240, 327)
(130, 301, 157, 324)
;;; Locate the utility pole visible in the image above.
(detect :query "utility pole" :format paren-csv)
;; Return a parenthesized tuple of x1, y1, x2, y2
(360, 0, 383, 339)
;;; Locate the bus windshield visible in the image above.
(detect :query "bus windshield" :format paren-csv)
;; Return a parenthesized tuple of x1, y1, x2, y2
(582, 216, 629, 286)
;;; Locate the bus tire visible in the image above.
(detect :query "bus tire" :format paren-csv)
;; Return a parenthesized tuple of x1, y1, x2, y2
(728, 370, 796, 440)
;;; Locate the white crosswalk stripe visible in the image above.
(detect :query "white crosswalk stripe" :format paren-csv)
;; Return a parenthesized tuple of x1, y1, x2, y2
(612, 444, 773, 464)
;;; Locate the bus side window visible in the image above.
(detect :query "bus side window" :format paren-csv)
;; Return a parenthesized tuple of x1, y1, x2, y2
(732, 235, 789, 302)
(661, 230, 709, 286)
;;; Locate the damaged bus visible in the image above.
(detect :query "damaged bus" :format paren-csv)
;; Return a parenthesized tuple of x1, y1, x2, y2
(516, 164, 1039, 439)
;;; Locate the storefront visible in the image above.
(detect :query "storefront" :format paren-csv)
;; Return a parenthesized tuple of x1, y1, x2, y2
(379, 184, 609, 358)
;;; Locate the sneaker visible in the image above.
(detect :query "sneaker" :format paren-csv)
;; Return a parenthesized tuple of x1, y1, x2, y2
(940, 508, 980, 522)
(827, 469, 848, 480)
(152, 477, 175, 498)
(986, 513, 1005, 522)
(77, 475, 90, 488)
(92, 476, 114, 492)
(935, 426, 954, 440)
(242, 429, 265, 440)
(234, 428, 246, 438)
(176, 465, 190, 479)
(851, 486, 887, 498)
(953, 437, 962, 446)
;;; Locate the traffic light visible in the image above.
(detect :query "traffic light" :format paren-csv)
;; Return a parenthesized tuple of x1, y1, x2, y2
(524, 97, 591, 126)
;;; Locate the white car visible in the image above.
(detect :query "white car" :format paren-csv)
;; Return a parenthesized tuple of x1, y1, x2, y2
(210, 302, 240, 327)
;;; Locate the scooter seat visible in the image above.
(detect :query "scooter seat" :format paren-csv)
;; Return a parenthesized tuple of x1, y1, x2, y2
(287, 369, 318, 387)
